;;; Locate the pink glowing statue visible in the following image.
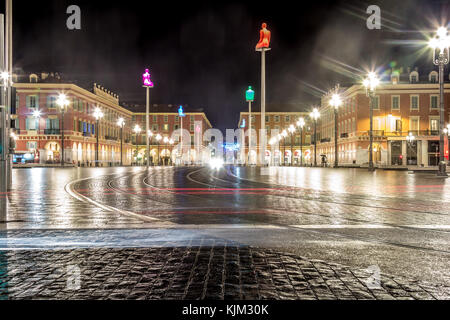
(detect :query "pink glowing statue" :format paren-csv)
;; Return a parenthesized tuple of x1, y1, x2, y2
(143, 69, 154, 87)
(255, 23, 271, 49)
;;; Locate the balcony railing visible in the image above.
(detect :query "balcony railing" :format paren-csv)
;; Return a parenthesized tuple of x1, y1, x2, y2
(320, 138, 331, 143)
(358, 130, 440, 137)
(44, 129, 60, 135)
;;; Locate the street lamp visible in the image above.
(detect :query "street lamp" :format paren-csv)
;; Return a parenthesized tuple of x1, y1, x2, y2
(329, 90, 342, 168)
(309, 108, 320, 167)
(93, 107, 104, 167)
(363, 72, 380, 172)
(281, 129, 288, 166)
(117, 117, 125, 166)
(133, 124, 142, 166)
(147, 130, 153, 165)
(246, 86, 255, 166)
(429, 26, 450, 176)
(406, 132, 415, 166)
(56, 94, 69, 167)
(169, 138, 174, 165)
(297, 117, 305, 166)
(155, 133, 162, 165)
(32, 109, 41, 162)
(288, 124, 295, 166)
(143, 68, 154, 169)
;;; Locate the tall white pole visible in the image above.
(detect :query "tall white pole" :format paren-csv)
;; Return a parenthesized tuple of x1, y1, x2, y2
(248, 101, 252, 165)
(6, 0, 12, 190)
(180, 116, 183, 165)
(146, 86, 150, 168)
(260, 49, 266, 166)
(0, 14, 8, 221)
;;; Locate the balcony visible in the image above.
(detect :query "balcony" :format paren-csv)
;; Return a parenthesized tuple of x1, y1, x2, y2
(340, 133, 349, 138)
(44, 129, 60, 135)
(361, 130, 385, 137)
(320, 138, 331, 143)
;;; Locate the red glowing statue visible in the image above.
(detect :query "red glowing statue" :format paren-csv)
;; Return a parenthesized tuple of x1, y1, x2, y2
(255, 23, 271, 49)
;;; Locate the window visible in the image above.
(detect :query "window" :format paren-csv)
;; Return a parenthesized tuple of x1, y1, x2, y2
(274, 115, 280, 122)
(391, 96, 400, 110)
(265, 116, 270, 122)
(372, 96, 380, 110)
(410, 117, 419, 133)
(153, 115, 157, 122)
(46, 118, 59, 129)
(47, 96, 57, 109)
(78, 120, 82, 132)
(190, 124, 194, 131)
(395, 119, 402, 132)
(430, 95, 438, 109)
(163, 124, 169, 131)
(174, 124, 179, 130)
(251, 115, 255, 123)
(26, 117, 37, 130)
(175, 116, 179, 123)
(164, 115, 168, 122)
(430, 118, 439, 132)
(26, 95, 38, 108)
(132, 115, 136, 122)
(26, 141, 37, 151)
(430, 74, 437, 83)
(410, 95, 419, 110)
(285, 115, 290, 122)
(190, 116, 195, 123)
(410, 71, 419, 83)
(152, 124, 158, 131)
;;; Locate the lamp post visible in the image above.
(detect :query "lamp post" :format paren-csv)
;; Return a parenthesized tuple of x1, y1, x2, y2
(406, 132, 415, 166)
(246, 86, 255, 166)
(147, 130, 153, 165)
(56, 94, 69, 167)
(329, 91, 342, 168)
(133, 124, 141, 166)
(117, 117, 125, 166)
(297, 117, 305, 166)
(169, 138, 174, 165)
(155, 133, 162, 165)
(33, 109, 41, 161)
(143, 68, 154, 169)
(163, 136, 169, 166)
(93, 107, 104, 167)
(363, 72, 380, 172)
(309, 108, 320, 167)
(281, 130, 288, 166)
(429, 26, 450, 176)
(288, 125, 295, 166)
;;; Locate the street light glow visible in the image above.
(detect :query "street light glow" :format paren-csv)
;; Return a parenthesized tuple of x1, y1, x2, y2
(297, 117, 305, 128)
(117, 117, 125, 127)
(93, 107, 104, 120)
(363, 72, 380, 92)
(288, 124, 295, 133)
(310, 108, 320, 120)
(133, 124, 141, 134)
(329, 93, 342, 109)
(56, 93, 70, 109)
(32, 110, 41, 118)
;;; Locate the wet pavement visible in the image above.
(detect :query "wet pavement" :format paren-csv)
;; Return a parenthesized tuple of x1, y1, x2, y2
(1, 166, 450, 299)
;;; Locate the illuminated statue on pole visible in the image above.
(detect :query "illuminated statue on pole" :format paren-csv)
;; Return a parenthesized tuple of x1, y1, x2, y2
(255, 23, 271, 49)
(142, 69, 154, 87)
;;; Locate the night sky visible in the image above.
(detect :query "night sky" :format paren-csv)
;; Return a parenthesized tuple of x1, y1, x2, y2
(5, 0, 450, 130)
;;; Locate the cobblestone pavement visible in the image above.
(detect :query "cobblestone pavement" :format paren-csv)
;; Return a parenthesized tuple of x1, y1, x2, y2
(1, 244, 448, 300)
(2, 166, 450, 300)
